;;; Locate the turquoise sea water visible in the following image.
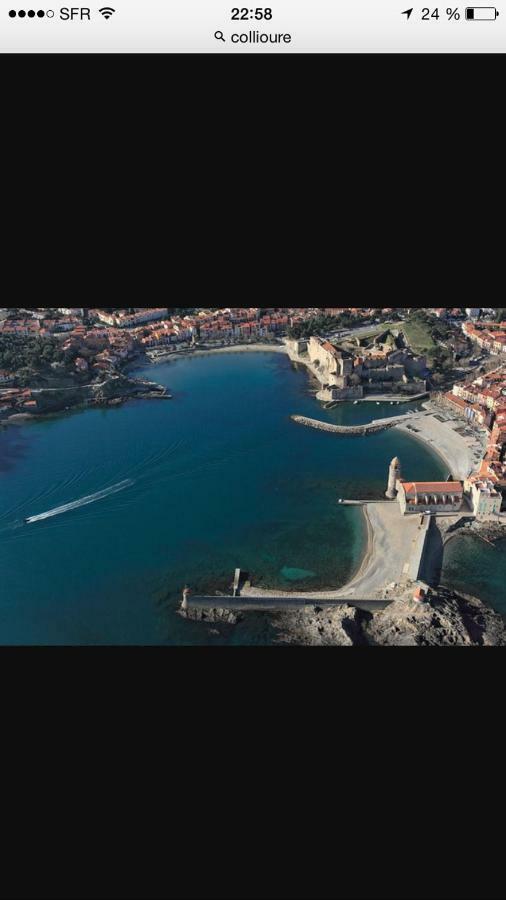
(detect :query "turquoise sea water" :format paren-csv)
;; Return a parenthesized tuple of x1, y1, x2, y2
(441, 535, 506, 618)
(0, 351, 448, 645)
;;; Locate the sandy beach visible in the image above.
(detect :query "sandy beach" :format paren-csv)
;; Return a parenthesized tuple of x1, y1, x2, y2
(190, 343, 287, 357)
(394, 409, 487, 480)
(122, 342, 288, 375)
(143, 342, 288, 364)
(240, 502, 429, 603)
(342, 503, 429, 598)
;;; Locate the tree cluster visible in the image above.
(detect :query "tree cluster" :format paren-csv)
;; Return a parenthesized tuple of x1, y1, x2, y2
(0, 335, 66, 373)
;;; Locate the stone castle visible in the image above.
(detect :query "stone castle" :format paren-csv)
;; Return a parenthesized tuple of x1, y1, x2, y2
(307, 337, 362, 401)
(301, 336, 427, 403)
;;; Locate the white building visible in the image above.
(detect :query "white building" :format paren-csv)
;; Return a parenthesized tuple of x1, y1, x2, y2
(465, 478, 502, 518)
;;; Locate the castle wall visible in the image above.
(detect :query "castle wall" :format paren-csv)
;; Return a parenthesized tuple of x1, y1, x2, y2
(387, 350, 428, 376)
(404, 354, 428, 377)
(364, 380, 427, 396)
(308, 337, 352, 386)
(398, 381, 428, 395)
(365, 366, 405, 383)
(361, 356, 391, 370)
(341, 358, 353, 377)
(317, 385, 364, 402)
(287, 338, 308, 355)
(308, 337, 339, 378)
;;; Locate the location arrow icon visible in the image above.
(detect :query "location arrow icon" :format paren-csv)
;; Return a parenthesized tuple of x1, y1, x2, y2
(402, 8, 414, 17)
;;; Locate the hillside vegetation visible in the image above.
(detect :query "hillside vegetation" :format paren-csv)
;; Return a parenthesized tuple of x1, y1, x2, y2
(402, 315, 437, 354)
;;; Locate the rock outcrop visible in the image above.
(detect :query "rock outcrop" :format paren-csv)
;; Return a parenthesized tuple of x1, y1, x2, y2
(179, 606, 243, 626)
(30, 375, 169, 414)
(271, 588, 506, 647)
(274, 605, 369, 646)
(365, 588, 506, 646)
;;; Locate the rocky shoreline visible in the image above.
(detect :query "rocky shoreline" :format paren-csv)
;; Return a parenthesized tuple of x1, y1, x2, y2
(181, 586, 506, 646)
(2, 343, 287, 426)
(179, 506, 506, 647)
(0, 373, 170, 427)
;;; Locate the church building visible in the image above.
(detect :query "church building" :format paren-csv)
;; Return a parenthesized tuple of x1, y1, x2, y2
(385, 457, 465, 515)
(398, 481, 465, 515)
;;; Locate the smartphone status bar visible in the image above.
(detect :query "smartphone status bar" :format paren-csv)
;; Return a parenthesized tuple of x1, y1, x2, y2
(1, 0, 504, 52)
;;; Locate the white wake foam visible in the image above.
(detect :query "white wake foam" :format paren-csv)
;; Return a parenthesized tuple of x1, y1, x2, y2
(25, 479, 134, 524)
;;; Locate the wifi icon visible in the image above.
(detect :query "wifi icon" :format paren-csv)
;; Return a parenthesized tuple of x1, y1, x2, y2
(99, 6, 115, 19)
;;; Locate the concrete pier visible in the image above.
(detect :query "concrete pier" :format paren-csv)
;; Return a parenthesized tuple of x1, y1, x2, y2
(184, 595, 390, 612)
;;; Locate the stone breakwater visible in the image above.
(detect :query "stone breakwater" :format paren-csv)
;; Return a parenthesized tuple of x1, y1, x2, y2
(290, 414, 406, 436)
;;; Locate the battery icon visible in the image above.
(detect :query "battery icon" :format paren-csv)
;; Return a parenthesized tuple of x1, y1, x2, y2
(465, 6, 500, 18)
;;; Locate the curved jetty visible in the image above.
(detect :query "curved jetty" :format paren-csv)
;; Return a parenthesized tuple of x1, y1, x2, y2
(290, 414, 408, 436)
(292, 406, 486, 481)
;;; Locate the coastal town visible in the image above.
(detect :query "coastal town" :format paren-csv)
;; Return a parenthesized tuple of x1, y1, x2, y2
(2, 305, 506, 646)
(2, 306, 506, 506)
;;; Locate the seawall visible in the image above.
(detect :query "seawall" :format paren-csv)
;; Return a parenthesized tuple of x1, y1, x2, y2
(407, 515, 432, 582)
(290, 413, 417, 436)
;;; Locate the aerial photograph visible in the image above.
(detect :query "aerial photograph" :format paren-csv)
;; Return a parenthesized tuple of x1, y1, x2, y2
(1, 305, 506, 646)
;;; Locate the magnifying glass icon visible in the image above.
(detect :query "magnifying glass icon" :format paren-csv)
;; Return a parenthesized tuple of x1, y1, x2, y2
(214, 30, 226, 41)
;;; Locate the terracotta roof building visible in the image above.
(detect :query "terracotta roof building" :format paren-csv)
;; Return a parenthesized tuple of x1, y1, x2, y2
(399, 481, 464, 515)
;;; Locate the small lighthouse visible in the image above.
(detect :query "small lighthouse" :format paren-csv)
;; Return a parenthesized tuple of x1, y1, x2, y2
(386, 457, 401, 500)
(181, 585, 191, 612)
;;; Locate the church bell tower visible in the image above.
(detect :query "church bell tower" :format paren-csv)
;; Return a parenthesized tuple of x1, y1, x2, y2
(386, 457, 401, 500)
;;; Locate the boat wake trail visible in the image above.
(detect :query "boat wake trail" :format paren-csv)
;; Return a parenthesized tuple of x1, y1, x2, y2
(24, 479, 134, 525)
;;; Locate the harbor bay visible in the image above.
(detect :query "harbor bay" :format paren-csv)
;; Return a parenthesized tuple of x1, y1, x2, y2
(0, 350, 451, 645)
